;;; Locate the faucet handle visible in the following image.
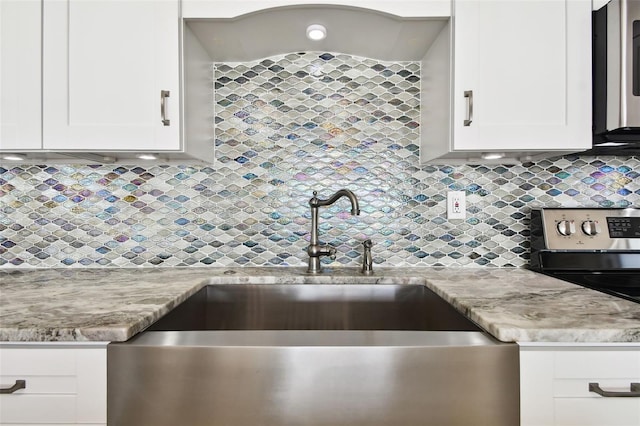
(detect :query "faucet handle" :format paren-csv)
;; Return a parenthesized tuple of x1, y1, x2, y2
(361, 239, 373, 275)
(328, 246, 337, 261)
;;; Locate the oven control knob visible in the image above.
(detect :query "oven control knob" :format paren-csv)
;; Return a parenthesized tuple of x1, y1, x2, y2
(556, 220, 575, 236)
(581, 220, 601, 236)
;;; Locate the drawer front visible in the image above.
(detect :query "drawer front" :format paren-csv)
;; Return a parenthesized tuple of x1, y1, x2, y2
(521, 347, 640, 426)
(554, 350, 640, 426)
(0, 346, 106, 425)
(554, 350, 640, 398)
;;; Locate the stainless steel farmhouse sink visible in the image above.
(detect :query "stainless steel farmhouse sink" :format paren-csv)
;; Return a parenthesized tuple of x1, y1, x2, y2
(108, 284, 519, 426)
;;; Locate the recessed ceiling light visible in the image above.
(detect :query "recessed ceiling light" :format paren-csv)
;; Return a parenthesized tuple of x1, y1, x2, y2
(481, 152, 505, 160)
(306, 24, 327, 41)
(137, 154, 158, 160)
(1, 154, 26, 161)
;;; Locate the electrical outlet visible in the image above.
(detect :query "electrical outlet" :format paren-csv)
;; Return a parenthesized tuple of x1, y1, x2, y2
(447, 191, 466, 220)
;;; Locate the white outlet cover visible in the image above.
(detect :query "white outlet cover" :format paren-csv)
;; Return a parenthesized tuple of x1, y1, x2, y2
(447, 191, 466, 220)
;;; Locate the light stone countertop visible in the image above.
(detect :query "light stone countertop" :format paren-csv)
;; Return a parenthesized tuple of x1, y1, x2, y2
(0, 267, 638, 343)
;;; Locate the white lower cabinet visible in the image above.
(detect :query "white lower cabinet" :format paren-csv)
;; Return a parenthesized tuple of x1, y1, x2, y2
(520, 345, 640, 426)
(0, 344, 107, 425)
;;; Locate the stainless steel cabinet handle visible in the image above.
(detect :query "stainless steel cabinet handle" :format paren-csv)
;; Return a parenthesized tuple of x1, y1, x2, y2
(161, 90, 170, 126)
(0, 380, 26, 394)
(589, 382, 640, 397)
(464, 90, 473, 126)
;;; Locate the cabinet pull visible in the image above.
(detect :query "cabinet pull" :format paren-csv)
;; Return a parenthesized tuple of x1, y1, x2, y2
(161, 90, 170, 126)
(464, 90, 473, 126)
(0, 379, 26, 394)
(589, 382, 640, 397)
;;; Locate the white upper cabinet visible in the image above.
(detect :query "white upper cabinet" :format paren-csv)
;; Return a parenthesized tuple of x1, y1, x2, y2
(0, 0, 214, 164)
(421, 0, 593, 164)
(1, 0, 591, 164)
(42, 0, 180, 152)
(0, 0, 42, 151)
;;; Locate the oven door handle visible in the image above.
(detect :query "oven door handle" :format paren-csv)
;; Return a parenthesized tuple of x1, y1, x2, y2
(589, 382, 640, 397)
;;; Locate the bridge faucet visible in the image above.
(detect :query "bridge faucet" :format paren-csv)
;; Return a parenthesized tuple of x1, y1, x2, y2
(307, 189, 360, 274)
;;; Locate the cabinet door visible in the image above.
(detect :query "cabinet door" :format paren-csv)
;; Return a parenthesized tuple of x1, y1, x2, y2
(42, 0, 180, 151)
(0, 0, 42, 150)
(452, 0, 591, 152)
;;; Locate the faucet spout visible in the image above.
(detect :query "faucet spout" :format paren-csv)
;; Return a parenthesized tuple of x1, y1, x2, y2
(307, 189, 360, 273)
(309, 189, 360, 215)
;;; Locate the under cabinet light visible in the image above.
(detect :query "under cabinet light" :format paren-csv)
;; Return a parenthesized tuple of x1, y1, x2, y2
(137, 154, 158, 160)
(1, 154, 26, 161)
(480, 152, 505, 160)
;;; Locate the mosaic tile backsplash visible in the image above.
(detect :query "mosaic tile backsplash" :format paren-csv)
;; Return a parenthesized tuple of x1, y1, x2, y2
(1, 52, 639, 269)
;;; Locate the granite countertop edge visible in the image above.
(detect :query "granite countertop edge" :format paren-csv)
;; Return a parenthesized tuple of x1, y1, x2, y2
(0, 266, 639, 344)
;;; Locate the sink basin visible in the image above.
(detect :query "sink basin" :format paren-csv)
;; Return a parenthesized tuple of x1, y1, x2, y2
(147, 284, 482, 332)
(108, 284, 519, 426)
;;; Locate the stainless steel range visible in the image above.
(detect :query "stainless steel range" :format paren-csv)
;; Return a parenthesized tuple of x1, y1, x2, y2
(530, 208, 640, 303)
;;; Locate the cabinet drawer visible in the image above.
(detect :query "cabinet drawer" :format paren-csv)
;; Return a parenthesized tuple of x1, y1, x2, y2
(0, 346, 107, 425)
(554, 350, 640, 426)
(0, 349, 79, 424)
(554, 350, 640, 398)
(521, 346, 640, 426)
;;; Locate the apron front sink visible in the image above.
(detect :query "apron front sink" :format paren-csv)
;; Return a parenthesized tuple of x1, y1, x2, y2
(108, 284, 519, 426)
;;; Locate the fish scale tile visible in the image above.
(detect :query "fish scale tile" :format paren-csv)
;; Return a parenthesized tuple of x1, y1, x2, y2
(1, 52, 640, 268)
